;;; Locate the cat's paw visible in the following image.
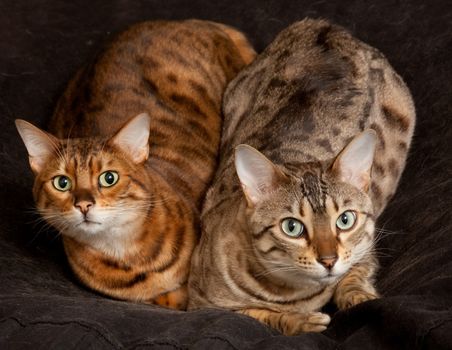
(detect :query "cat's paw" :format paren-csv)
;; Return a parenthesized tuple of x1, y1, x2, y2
(336, 290, 378, 310)
(282, 311, 331, 335)
(151, 285, 188, 310)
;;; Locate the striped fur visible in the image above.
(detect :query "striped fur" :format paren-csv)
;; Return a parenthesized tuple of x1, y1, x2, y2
(188, 19, 415, 333)
(16, 20, 255, 309)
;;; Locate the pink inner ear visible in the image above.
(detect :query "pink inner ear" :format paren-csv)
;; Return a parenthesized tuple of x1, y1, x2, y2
(332, 131, 376, 192)
(335, 158, 372, 192)
(235, 144, 290, 207)
(15, 119, 61, 174)
(110, 113, 150, 164)
(343, 172, 371, 192)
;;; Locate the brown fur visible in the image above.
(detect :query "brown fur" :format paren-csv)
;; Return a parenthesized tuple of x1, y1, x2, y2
(16, 20, 255, 309)
(188, 18, 415, 333)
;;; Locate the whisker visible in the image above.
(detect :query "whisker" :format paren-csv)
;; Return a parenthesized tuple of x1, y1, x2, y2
(254, 266, 300, 277)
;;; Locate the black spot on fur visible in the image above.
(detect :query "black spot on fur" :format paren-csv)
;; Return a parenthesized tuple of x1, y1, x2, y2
(170, 93, 208, 119)
(199, 38, 209, 49)
(316, 25, 332, 50)
(167, 73, 178, 84)
(255, 104, 270, 114)
(317, 138, 334, 154)
(398, 141, 408, 152)
(339, 87, 362, 107)
(388, 158, 399, 178)
(101, 259, 132, 271)
(268, 78, 286, 89)
(371, 183, 382, 200)
(278, 48, 291, 60)
(116, 273, 147, 288)
(142, 77, 159, 95)
(382, 106, 410, 132)
(145, 58, 160, 69)
(370, 68, 385, 82)
(373, 163, 386, 176)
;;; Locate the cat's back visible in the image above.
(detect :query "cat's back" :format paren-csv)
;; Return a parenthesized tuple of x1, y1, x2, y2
(222, 18, 414, 165)
(50, 20, 254, 138)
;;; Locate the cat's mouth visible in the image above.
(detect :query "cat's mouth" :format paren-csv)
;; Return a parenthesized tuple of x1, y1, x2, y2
(76, 219, 102, 227)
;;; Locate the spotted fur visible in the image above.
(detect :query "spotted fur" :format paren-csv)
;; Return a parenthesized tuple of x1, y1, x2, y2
(16, 20, 255, 309)
(188, 18, 415, 333)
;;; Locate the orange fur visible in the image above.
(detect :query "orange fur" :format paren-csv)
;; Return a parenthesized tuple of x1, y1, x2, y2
(17, 20, 255, 309)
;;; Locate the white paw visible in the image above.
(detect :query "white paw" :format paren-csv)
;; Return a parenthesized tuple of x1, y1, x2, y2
(283, 311, 331, 335)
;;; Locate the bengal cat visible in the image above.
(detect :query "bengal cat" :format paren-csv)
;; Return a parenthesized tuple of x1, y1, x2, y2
(15, 19, 255, 309)
(188, 18, 415, 333)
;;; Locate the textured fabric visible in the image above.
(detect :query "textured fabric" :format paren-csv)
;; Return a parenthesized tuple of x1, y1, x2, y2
(0, 0, 451, 349)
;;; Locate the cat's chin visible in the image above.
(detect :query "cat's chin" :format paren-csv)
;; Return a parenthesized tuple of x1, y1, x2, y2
(272, 266, 343, 286)
(65, 222, 105, 237)
(297, 271, 343, 286)
(318, 273, 343, 284)
(75, 221, 103, 233)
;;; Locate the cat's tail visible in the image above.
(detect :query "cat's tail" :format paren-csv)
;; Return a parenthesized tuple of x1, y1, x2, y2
(213, 22, 257, 65)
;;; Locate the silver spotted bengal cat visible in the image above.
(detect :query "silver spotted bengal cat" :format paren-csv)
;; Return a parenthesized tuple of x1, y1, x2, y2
(188, 18, 415, 334)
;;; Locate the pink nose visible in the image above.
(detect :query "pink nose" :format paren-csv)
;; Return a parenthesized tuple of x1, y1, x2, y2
(317, 255, 338, 270)
(75, 200, 93, 215)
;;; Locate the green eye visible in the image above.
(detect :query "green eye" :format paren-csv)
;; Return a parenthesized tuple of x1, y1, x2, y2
(336, 211, 357, 231)
(52, 175, 72, 192)
(281, 218, 305, 238)
(99, 171, 119, 187)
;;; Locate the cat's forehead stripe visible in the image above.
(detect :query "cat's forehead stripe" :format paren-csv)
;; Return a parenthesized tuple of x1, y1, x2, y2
(60, 140, 106, 170)
(300, 172, 327, 213)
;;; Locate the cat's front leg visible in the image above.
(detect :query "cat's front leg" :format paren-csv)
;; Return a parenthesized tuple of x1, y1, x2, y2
(334, 261, 379, 310)
(237, 308, 330, 335)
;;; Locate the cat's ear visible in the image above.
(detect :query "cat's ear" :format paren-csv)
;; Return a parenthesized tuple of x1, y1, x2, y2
(235, 144, 287, 206)
(331, 130, 377, 192)
(110, 113, 151, 164)
(15, 119, 60, 174)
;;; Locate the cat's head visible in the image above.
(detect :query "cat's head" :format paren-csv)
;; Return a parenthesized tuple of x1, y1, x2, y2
(16, 113, 152, 243)
(235, 131, 377, 284)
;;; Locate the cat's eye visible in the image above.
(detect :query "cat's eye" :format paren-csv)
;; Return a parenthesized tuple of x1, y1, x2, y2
(99, 171, 119, 187)
(336, 211, 357, 231)
(52, 175, 72, 192)
(281, 218, 305, 238)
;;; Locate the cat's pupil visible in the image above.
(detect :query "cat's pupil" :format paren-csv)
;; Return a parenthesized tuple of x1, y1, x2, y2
(59, 177, 68, 188)
(105, 172, 114, 184)
(340, 214, 348, 225)
(288, 220, 296, 232)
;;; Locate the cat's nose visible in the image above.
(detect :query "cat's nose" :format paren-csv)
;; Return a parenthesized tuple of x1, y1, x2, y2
(73, 189, 95, 215)
(317, 255, 338, 270)
(75, 200, 93, 215)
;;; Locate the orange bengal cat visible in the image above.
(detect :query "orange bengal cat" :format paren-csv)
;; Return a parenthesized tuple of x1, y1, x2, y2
(15, 20, 255, 309)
